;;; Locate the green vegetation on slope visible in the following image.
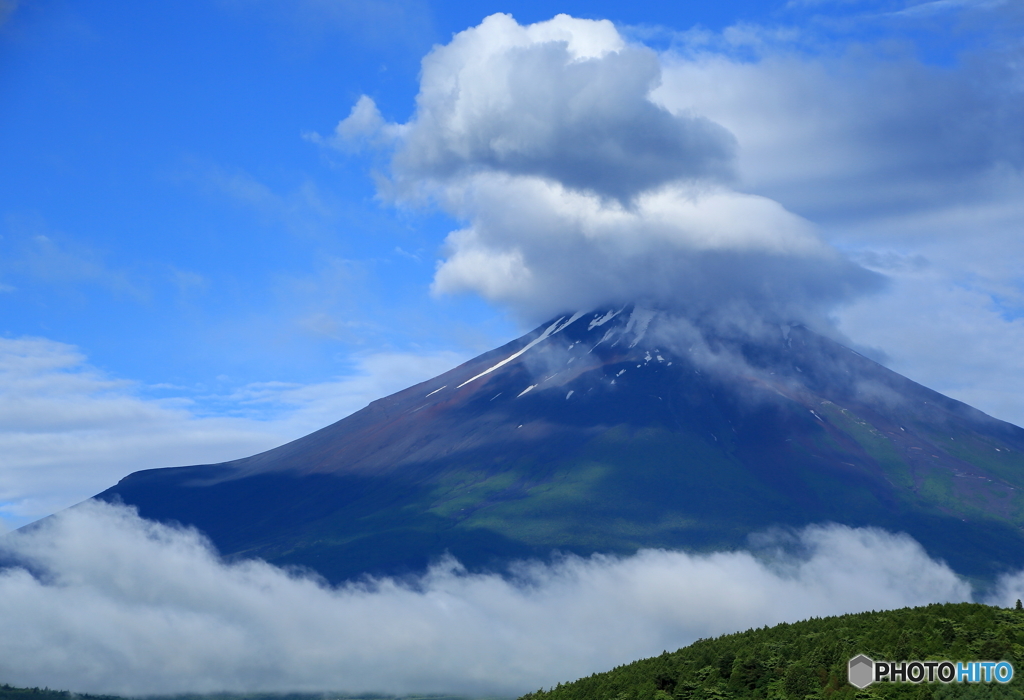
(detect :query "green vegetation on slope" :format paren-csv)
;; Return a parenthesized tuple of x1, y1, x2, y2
(518, 603, 1024, 700)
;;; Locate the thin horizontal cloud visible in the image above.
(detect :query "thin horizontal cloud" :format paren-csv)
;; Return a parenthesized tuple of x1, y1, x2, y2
(0, 336, 463, 528)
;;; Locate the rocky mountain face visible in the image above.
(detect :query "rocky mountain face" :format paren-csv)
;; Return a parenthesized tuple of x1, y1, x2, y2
(96, 308, 1024, 582)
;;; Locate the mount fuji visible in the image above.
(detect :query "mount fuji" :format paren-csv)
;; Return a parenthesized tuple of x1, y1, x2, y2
(94, 307, 1024, 583)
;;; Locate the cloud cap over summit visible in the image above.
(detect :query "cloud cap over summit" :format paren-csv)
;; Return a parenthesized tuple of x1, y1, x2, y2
(325, 13, 882, 326)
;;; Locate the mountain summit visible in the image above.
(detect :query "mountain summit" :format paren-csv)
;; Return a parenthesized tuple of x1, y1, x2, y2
(97, 308, 1024, 582)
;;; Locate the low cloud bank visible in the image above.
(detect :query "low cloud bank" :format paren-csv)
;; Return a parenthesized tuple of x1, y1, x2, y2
(0, 501, 988, 697)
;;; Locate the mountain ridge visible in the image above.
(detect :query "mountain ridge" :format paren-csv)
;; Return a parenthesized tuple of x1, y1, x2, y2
(94, 307, 1024, 582)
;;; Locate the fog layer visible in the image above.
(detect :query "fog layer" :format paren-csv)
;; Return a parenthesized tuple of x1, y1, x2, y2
(0, 501, 989, 696)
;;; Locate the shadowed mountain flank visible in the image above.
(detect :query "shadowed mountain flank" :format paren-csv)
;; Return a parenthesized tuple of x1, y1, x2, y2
(95, 308, 1024, 583)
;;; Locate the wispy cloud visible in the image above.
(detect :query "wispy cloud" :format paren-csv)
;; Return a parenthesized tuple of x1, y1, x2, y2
(224, 0, 436, 55)
(181, 161, 338, 239)
(887, 0, 1008, 19)
(1, 215, 148, 300)
(0, 0, 18, 29)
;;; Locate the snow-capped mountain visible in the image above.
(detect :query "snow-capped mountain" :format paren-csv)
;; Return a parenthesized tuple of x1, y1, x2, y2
(96, 307, 1024, 582)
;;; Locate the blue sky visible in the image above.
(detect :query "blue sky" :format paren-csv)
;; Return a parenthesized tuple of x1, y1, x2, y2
(2, 0, 1024, 528)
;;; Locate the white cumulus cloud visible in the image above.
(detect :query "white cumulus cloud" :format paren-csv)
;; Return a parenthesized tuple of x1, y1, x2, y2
(335, 13, 736, 202)
(323, 13, 880, 329)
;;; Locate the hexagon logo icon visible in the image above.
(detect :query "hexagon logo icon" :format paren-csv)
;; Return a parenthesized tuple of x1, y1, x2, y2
(849, 655, 875, 688)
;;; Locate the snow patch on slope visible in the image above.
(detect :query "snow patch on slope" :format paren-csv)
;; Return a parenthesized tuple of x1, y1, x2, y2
(588, 308, 622, 330)
(457, 311, 587, 389)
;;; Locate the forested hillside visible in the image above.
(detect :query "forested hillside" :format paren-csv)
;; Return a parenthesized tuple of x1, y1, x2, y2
(519, 603, 1024, 700)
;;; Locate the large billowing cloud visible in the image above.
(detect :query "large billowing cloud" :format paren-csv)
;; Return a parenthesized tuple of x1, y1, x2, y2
(338, 14, 737, 202)
(0, 501, 980, 696)
(324, 13, 882, 328)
